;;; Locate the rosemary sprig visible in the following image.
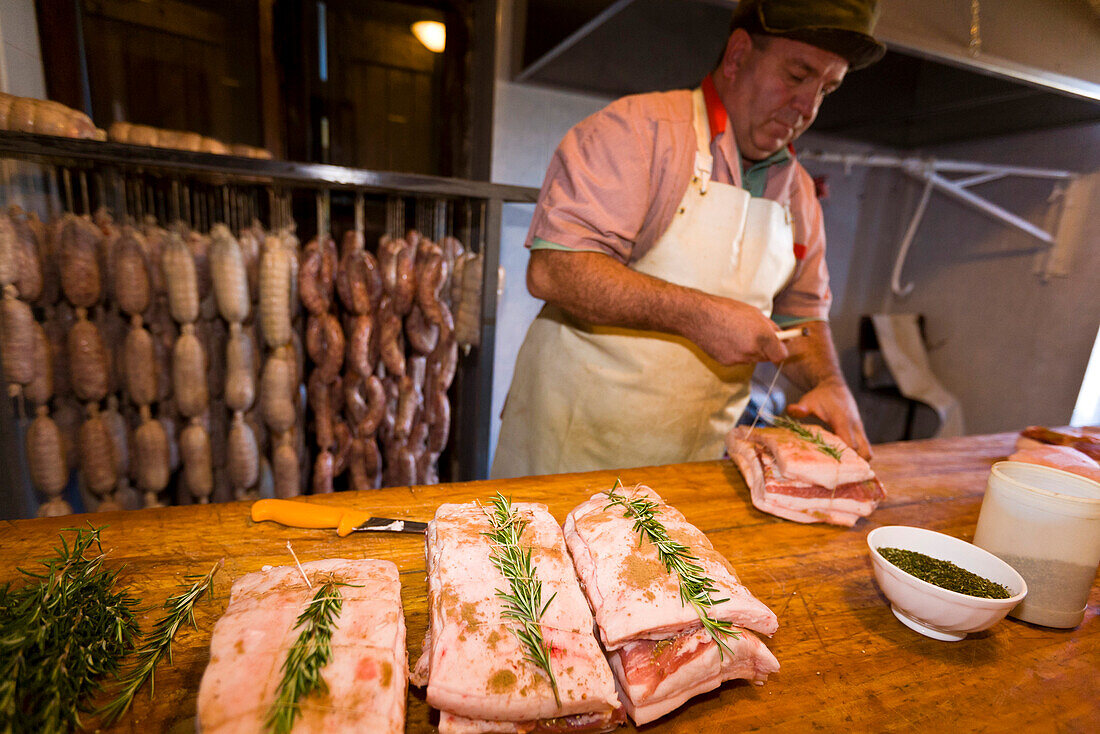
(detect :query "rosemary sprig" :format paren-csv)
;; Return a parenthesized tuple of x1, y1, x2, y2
(604, 479, 739, 658)
(97, 558, 223, 726)
(265, 577, 346, 734)
(482, 493, 561, 706)
(0, 526, 140, 734)
(773, 415, 844, 462)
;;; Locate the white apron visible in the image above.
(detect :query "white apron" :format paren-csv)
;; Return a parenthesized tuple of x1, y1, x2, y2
(491, 88, 797, 479)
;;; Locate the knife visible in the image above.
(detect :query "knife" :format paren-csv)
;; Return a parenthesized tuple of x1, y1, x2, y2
(250, 499, 428, 537)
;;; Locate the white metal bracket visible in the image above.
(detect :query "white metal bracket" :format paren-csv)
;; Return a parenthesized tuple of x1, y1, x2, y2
(800, 151, 1076, 297)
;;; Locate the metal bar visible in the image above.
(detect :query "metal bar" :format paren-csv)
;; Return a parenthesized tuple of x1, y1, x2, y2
(920, 170, 1056, 244)
(954, 171, 1008, 188)
(466, 197, 503, 480)
(800, 150, 1073, 179)
(0, 131, 540, 203)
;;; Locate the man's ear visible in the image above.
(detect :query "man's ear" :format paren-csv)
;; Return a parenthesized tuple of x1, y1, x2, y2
(720, 29, 753, 80)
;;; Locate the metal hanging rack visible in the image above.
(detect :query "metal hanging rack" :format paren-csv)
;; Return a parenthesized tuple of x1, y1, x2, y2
(0, 130, 540, 489)
(798, 150, 1077, 297)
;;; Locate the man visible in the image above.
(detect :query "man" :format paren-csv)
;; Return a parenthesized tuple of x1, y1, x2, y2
(491, 0, 885, 479)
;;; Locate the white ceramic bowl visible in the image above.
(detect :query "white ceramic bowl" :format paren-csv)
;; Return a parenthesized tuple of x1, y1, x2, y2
(867, 525, 1027, 641)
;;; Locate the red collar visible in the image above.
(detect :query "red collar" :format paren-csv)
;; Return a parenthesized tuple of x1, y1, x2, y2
(701, 76, 799, 157)
(700, 75, 727, 141)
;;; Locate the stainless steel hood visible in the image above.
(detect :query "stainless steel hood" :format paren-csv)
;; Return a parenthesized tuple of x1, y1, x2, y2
(513, 0, 1100, 148)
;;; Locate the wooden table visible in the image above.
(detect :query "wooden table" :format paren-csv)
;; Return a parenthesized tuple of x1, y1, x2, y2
(2, 432, 1097, 732)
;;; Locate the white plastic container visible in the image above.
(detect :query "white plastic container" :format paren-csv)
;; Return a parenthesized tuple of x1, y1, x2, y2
(973, 461, 1100, 628)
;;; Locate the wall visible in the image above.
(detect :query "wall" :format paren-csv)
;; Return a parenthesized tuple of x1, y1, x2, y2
(0, 0, 46, 98)
(788, 121, 1100, 442)
(854, 123, 1099, 438)
(488, 80, 610, 465)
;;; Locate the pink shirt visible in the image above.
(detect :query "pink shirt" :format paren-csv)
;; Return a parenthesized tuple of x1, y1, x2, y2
(525, 85, 832, 320)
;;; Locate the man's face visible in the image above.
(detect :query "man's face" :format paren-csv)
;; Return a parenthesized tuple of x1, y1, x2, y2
(722, 34, 848, 161)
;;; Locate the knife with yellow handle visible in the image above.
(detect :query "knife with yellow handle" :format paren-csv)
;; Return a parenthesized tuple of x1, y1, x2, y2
(250, 499, 428, 537)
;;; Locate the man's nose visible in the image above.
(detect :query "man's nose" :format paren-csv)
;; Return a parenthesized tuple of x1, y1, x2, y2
(790, 83, 824, 121)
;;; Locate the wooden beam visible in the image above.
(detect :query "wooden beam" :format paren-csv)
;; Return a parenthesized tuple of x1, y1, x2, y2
(34, 0, 90, 113)
(82, 0, 225, 45)
(257, 0, 285, 158)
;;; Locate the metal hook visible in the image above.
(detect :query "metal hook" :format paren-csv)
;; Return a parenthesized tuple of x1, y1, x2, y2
(890, 171, 935, 298)
(384, 196, 396, 238)
(316, 189, 330, 238)
(170, 180, 181, 223)
(183, 182, 192, 229)
(79, 171, 90, 215)
(112, 170, 125, 221)
(45, 166, 59, 220)
(61, 168, 74, 213)
(266, 187, 276, 231)
(434, 199, 448, 241)
(94, 172, 106, 217)
(462, 199, 473, 250)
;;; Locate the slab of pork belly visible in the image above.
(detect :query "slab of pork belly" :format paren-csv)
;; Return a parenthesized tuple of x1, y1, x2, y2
(729, 426, 874, 489)
(196, 558, 406, 734)
(727, 436, 880, 525)
(415, 502, 621, 726)
(757, 449, 883, 526)
(438, 707, 625, 734)
(1009, 444, 1100, 482)
(563, 486, 778, 651)
(1020, 425, 1100, 461)
(726, 429, 884, 526)
(607, 627, 780, 726)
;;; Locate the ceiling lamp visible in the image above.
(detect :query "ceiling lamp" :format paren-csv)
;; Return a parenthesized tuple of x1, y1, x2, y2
(412, 20, 446, 53)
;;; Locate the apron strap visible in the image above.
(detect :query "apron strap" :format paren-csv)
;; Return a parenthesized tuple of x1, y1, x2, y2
(691, 88, 713, 193)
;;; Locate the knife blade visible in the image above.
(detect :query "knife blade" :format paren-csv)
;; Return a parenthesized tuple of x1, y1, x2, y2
(250, 499, 428, 537)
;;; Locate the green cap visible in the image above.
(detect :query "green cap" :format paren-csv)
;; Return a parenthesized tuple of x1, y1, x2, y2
(731, 0, 887, 70)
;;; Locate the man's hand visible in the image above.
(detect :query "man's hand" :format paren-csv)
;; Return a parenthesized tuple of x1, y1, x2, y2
(782, 321, 872, 460)
(787, 377, 872, 460)
(687, 293, 788, 366)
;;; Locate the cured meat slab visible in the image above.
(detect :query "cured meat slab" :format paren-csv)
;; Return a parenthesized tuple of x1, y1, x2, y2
(1020, 425, 1100, 461)
(565, 486, 778, 648)
(727, 425, 885, 526)
(608, 628, 780, 724)
(411, 501, 623, 734)
(197, 558, 406, 733)
(564, 485, 779, 725)
(1010, 436, 1100, 482)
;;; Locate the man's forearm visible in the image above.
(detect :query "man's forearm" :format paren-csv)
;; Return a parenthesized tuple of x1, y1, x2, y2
(527, 249, 703, 335)
(781, 320, 846, 391)
(526, 249, 788, 366)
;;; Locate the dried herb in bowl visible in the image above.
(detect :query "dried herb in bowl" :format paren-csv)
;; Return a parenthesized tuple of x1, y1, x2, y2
(877, 547, 1012, 599)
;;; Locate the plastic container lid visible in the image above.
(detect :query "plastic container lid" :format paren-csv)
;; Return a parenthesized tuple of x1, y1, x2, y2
(989, 461, 1100, 518)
